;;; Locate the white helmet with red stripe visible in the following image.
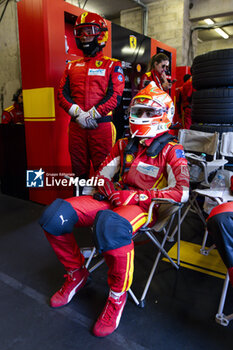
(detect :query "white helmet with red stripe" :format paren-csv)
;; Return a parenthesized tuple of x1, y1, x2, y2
(129, 82, 174, 138)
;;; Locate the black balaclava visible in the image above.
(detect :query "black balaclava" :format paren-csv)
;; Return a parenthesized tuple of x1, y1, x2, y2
(75, 37, 101, 57)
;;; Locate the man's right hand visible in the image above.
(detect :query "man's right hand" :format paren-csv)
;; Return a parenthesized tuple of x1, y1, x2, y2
(75, 111, 98, 129)
(97, 176, 116, 198)
(68, 104, 83, 118)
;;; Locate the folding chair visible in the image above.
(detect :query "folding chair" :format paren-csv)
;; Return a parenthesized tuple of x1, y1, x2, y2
(178, 129, 226, 185)
(85, 198, 184, 308)
(170, 129, 227, 239)
(220, 131, 233, 162)
(194, 131, 233, 255)
(128, 198, 183, 307)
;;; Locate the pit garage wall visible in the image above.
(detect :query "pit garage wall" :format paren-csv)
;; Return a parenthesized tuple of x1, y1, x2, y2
(17, 0, 89, 205)
(17, 0, 176, 205)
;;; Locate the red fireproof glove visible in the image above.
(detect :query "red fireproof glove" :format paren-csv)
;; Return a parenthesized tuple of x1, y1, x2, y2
(109, 190, 139, 207)
(97, 176, 116, 198)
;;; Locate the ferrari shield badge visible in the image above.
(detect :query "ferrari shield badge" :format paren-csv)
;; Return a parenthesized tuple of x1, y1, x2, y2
(96, 61, 103, 67)
(129, 35, 137, 50)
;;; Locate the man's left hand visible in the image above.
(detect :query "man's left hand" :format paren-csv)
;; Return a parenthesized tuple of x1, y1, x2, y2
(109, 190, 139, 207)
(75, 111, 98, 129)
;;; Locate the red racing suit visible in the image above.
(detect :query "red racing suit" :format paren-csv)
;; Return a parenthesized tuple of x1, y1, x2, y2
(43, 134, 189, 293)
(57, 51, 125, 177)
(139, 70, 164, 91)
(180, 77, 193, 129)
(1, 102, 24, 124)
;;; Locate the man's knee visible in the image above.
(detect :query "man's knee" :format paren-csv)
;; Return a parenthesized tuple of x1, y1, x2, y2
(39, 198, 78, 236)
(93, 210, 133, 253)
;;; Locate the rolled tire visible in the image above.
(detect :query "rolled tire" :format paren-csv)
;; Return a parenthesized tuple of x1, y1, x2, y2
(192, 49, 233, 90)
(191, 88, 233, 124)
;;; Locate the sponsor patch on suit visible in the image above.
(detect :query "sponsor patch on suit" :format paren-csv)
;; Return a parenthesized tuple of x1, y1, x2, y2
(88, 68, 106, 76)
(175, 149, 185, 158)
(137, 162, 159, 178)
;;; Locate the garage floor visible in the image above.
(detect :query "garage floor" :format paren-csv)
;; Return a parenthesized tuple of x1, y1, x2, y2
(1, 192, 233, 350)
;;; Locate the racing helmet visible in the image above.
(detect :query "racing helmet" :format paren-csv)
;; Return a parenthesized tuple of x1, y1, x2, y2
(129, 81, 175, 138)
(74, 11, 108, 56)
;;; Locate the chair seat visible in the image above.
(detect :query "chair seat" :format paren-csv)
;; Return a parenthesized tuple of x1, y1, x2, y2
(152, 203, 181, 232)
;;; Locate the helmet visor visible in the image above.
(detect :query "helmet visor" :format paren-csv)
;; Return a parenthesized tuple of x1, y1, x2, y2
(130, 106, 164, 119)
(74, 24, 100, 38)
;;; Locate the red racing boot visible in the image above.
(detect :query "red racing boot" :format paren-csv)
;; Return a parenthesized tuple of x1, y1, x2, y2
(50, 266, 89, 308)
(92, 290, 127, 337)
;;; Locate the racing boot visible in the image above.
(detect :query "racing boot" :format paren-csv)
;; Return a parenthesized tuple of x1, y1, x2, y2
(92, 289, 127, 337)
(50, 266, 89, 308)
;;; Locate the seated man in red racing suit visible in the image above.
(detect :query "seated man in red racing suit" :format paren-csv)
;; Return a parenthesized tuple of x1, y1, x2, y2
(39, 82, 189, 337)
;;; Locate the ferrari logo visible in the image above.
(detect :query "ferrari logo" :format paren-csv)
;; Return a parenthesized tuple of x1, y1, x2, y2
(81, 12, 88, 23)
(96, 61, 103, 67)
(129, 35, 137, 49)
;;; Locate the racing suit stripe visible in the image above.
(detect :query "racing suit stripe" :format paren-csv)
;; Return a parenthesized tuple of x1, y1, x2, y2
(126, 250, 134, 290)
(130, 212, 146, 225)
(62, 75, 75, 105)
(131, 213, 148, 233)
(123, 191, 138, 205)
(152, 173, 164, 189)
(132, 216, 148, 232)
(122, 249, 134, 292)
(156, 175, 168, 190)
(110, 122, 116, 147)
(122, 252, 130, 291)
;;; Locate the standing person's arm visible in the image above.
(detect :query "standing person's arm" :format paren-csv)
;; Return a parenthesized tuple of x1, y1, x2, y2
(161, 71, 172, 90)
(88, 61, 125, 119)
(57, 62, 97, 128)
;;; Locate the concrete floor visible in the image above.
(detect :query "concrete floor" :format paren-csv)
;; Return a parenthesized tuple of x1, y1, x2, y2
(0, 192, 233, 350)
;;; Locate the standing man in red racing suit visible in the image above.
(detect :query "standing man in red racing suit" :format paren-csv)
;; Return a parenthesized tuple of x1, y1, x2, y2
(180, 75, 193, 129)
(57, 11, 125, 190)
(40, 82, 189, 337)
